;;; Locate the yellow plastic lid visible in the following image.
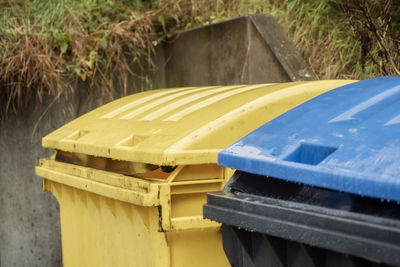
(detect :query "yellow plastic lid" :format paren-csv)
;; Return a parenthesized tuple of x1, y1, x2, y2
(43, 81, 354, 166)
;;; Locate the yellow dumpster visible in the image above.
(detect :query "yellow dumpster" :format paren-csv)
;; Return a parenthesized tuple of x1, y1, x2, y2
(36, 80, 354, 267)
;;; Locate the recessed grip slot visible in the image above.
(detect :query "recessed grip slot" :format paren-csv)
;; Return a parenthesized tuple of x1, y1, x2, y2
(284, 143, 337, 165)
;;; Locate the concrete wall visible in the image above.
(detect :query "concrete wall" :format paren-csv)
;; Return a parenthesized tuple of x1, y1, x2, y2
(0, 96, 68, 267)
(0, 90, 115, 267)
(0, 15, 315, 267)
(151, 14, 316, 88)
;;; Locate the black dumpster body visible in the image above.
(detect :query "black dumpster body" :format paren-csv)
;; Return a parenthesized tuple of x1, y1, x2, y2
(205, 171, 399, 267)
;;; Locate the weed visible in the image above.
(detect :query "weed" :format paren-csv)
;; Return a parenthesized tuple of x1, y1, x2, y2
(0, 0, 235, 120)
(342, 0, 400, 76)
(0, 0, 396, 121)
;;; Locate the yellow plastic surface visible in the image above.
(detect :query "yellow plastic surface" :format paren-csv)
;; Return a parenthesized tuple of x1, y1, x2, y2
(37, 158, 232, 267)
(42, 81, 354, 166)
(36, 80, 355, 267)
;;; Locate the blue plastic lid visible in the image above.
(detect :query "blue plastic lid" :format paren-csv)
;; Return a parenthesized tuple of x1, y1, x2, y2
(219, 76, 400, 201)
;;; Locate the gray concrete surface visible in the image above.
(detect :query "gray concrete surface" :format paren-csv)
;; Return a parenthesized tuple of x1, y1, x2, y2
(0, 103, 65, 267)
(0, 89, 113, 267)
(151, 14, 316, 88)
(0, 15, 315, 267)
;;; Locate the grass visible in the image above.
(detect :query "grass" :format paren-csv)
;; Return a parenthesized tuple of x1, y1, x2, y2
(0, 0, 234, 119)
(235, 0, 389, 80)
(0, 0, 397, 120)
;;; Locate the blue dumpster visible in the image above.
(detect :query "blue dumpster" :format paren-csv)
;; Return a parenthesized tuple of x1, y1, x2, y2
(204, 76, 400, 267)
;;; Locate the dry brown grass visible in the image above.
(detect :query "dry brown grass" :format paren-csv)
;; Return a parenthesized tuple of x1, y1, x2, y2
(0, 0, 237, 120)
(1, 0, 397, 121)
(0, 28, 60, 117)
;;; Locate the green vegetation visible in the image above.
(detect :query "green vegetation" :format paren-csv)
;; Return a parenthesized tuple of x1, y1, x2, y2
(0, 0, 232, 118)
(237, 0, 400, 80)
(0, 0, 398, 119)
(241, 0, 362, 79)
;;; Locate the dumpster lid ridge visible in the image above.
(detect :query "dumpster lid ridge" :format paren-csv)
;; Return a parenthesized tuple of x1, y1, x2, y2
(43, 80, 354, 166)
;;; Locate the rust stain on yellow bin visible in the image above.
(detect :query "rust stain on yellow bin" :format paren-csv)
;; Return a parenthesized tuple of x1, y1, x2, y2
(36, 80, 354, 267)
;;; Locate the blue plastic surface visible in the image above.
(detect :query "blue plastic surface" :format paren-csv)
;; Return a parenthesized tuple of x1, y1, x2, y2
(219, 76, 400, 201)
